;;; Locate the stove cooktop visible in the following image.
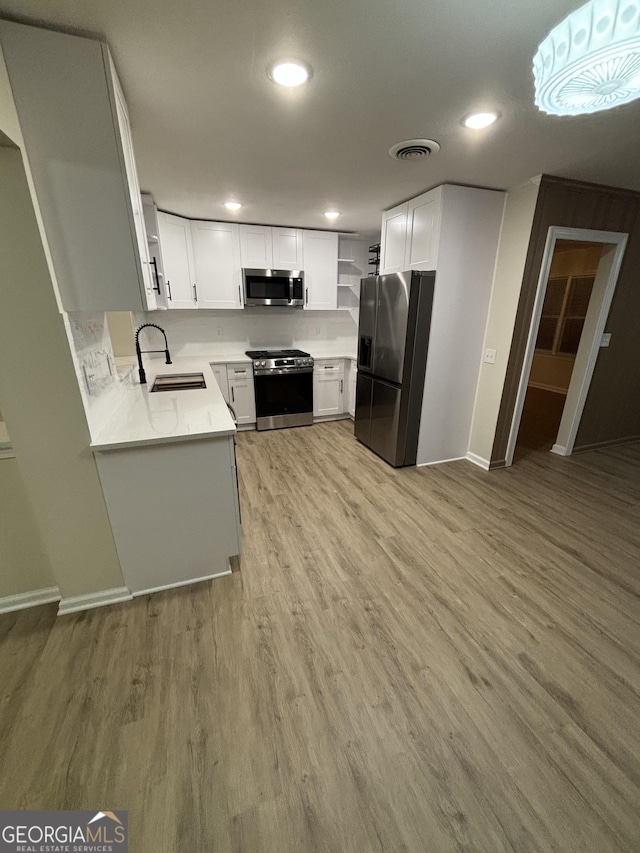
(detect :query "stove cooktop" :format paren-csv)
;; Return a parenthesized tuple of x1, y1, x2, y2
(246, 349, 311, 359)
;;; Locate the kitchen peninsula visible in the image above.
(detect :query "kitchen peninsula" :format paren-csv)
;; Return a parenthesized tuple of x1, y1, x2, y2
(91, 357, 241, 595)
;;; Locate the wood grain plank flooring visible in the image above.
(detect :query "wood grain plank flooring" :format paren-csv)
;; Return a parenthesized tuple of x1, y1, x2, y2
(0, 421, 639, 851)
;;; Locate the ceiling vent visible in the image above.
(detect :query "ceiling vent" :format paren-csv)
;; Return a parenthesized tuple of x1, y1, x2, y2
(389, 138, 440, 161)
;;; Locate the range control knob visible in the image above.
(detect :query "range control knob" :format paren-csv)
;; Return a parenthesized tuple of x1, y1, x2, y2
(260, 360, 266, 367)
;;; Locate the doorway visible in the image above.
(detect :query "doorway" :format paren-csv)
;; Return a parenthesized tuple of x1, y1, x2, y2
(506, 227, 628, 466)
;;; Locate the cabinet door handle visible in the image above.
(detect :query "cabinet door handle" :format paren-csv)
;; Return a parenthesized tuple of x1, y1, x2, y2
(305, 287, 308, 306)
(150, 257, 161, 294)
(231, 386, 235, 403)
(166, 280, 172, 300)
(193, 283, 198, 302)
(238, 285, 242, 305)
(234, 370, 246, 375)
(340, 379, 343, 393)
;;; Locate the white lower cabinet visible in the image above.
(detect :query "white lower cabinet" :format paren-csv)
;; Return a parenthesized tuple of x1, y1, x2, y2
(95, 436, 241, 595)
(226, 363, 256, 425)
(211, 364, 230, 404)
(313, 359, 345, 417)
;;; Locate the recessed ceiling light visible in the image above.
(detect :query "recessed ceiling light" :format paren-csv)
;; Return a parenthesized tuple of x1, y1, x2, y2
(224, 201, 242, 211)
(269, 61, 310, 87)
(324, 210, 340, 219)
(463, 112, 499, 129)
(534, 0, 640, 115)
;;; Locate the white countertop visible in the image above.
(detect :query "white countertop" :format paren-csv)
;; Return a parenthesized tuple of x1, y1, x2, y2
(91, 357, 236, 452)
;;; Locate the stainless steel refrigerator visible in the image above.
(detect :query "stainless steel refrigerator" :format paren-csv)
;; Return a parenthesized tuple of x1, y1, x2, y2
(355, 270, 435, 467)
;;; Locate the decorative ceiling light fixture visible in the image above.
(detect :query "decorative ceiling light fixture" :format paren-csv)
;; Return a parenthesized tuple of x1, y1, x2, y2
(534, 0, 640, 115)
(463, 112, 499, 128)
(224, 201, 242, 211)
(269, 61, 311, 87)
(324, 210, 340, 219)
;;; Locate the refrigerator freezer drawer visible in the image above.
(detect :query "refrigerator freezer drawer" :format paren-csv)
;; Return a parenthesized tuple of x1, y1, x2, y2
(354, 373, 373, 447)
(369, 378, 404, 466)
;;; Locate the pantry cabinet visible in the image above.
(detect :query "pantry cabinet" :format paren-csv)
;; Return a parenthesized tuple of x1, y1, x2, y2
(190, 220, 243, 309)
(303, 231, 339, 310)
(313, 359, 345, 417)
(0, 21, 156, 312)
(157, 212, 196, 309)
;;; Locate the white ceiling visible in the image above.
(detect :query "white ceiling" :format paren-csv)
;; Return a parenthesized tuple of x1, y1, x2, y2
(1, 0, 640, 236)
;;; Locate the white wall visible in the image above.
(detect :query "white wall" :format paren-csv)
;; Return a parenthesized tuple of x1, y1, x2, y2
(468, 179, 541, 465)
(0, 457, 55, 599)
(0, 146, 124, 602)
(417, 185, 505, 465)
(134, 308, 358, 357)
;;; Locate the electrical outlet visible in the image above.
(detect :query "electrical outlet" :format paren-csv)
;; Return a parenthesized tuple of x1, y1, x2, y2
(483, 348, 497, 364)
(600, 333, 612, 347)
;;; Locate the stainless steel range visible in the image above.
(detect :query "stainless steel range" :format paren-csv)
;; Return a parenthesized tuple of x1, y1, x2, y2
(246, 349, 314, 431)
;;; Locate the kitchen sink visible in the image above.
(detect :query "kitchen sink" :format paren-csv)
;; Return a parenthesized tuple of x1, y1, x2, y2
(150, 373, 207, 392)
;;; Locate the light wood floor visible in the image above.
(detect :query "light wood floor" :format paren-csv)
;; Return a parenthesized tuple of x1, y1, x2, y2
(1, 421, 639, 851)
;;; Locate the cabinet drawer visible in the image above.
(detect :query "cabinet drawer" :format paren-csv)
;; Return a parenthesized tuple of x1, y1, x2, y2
(314, 359, 344, 374)
(226, 362, 252, 379)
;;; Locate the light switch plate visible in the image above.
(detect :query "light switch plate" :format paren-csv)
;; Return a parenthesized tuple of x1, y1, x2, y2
(483, 348, 497, 364)
(600, 333, 612, 347)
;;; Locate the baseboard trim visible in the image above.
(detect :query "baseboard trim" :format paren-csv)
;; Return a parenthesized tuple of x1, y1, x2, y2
(528, 382, 568, 395)
(571, 434, 640, 454)
(131, 567, 232, 597)
(551, 443, 569, 456)
(465, 452, 491, 471)
(57, 586, 132, 616)
(0, 586, 60, 614)
(417, 456, 466, 467)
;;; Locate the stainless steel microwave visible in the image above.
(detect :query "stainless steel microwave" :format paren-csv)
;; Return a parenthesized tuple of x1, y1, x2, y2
(243, 268, 304, 307)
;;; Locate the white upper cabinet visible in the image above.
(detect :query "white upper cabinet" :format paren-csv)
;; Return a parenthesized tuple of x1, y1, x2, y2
(380, 202, 409, 274)
(405, 188, 442, 270)
(141, 193, 167, 309)
(190, 220, 242, 309)
(239, 225, 303, 270)
(108, 59, 156, 309)
(157, 212, 196, 309)
(239, 225, 273, 268)
(0, 21, 153, 312)
(272, 227, 303, 269)
(302, 231, 339, 310)
(380, 188, 442, 274)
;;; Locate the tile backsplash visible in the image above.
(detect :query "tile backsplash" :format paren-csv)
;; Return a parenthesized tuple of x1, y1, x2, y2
(133, 308, 358, 357)
(63, 312, 130, 437)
